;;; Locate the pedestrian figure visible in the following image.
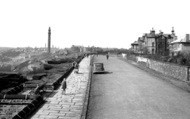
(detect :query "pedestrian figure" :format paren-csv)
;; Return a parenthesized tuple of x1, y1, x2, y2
(62, 78, 67, 95)
(73, 61, 79, 73)
(106, 54, 109, 60)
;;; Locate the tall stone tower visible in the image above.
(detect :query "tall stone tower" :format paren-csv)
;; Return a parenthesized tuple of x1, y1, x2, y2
(48, 27, 51, 53)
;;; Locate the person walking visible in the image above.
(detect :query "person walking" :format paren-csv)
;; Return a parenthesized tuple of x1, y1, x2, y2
(62, 78, 67, 95)
(106, 54, 109, 60)
(73, 61, 79, 73)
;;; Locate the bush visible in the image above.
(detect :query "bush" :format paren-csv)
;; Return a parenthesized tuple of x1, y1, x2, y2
(178, 52, 190, 66)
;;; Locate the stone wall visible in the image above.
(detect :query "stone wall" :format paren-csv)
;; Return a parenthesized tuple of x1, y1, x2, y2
(148, 59, 189, 81)
(132, 56, 190, 81)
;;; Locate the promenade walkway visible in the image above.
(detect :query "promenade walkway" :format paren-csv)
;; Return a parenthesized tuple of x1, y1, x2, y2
(31, 57, 91, 119)
(87, 55, 190, 119)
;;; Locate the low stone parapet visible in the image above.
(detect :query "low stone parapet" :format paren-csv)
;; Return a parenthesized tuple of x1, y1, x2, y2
(31, 56, 92, 119)
(126, 55, 190, 82)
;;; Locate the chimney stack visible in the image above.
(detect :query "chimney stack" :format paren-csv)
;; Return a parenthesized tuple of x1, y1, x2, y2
(48, 27, 51, 53)
(151, 28, 155, 35)
(172, 27, 175, 35)
(186, 34, 190, 42)
(159, 30, 163, 35)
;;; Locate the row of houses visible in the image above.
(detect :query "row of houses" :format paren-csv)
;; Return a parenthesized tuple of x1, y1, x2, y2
(131, 28, 190, 56)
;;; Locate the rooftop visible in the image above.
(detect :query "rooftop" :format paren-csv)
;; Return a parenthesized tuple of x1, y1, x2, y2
(131, 41, 139, 45)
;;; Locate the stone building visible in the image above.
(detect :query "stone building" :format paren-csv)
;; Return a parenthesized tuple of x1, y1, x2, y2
(155, 31, 176, 55)
(131, 37, 146, 54)
(133, 28, 177, 55)
(131, 41, 139, 53)
(144, 29, 156, 54)
(170, 34, 190, 55)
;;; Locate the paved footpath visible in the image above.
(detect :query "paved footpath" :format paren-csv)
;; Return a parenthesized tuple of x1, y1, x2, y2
(31, 57, 91, 119)
(87, 55, 190, 119)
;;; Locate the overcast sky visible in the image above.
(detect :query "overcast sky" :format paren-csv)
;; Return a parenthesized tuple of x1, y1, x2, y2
(0, 0, 190, 49)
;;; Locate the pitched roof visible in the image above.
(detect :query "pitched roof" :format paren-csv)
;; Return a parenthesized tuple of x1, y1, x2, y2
(170, 38, 190, 44)
(171, 39, 182, 44)
(138, 37, 144, 42)
(146, 33, 156, 38)
(131, 41, 139, 45)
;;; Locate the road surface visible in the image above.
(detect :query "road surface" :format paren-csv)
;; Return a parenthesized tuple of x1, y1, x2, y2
(87, 55, 190, 119)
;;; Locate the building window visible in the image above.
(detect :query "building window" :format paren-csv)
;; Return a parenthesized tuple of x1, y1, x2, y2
(152, 49, 155, 54)
(152, 42, 154, 47)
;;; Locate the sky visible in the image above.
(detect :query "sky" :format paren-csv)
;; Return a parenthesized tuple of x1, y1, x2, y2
(0, 0, 190, 49)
